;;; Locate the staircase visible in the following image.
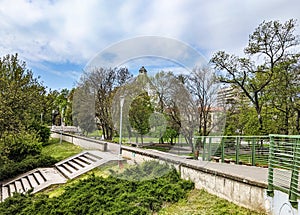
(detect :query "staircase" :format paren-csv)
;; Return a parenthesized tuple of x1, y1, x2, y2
(55, 151, 109, 179)
(1, 168, 66, 202)
(0, 151, 123, 202)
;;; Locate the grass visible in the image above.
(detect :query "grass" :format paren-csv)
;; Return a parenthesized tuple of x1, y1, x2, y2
(42, 161, 127, 198)
(158, 189, 266, 215)
(41, 138, 83, 161)
(40, 161, 266, 215)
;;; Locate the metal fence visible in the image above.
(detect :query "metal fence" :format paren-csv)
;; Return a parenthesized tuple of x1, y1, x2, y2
(267, 134, 300, 208)
(195, 136, 269, 166)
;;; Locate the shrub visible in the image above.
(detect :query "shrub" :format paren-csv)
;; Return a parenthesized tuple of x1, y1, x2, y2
(0, 132, 42, 162)
(0, 154, 58, 181)
(0, 161, 194, 214)
(29, 123, 51, 145)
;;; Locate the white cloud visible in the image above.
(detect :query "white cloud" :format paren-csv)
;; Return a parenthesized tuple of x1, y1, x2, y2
(0, 0, 300, 89)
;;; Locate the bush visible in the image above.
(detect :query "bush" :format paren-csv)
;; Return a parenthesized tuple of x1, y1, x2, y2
(0, 161, 194, 214)
(0, 132, 42, 162)
(29, 124, 51, 145)
(0, 154, 58, 181)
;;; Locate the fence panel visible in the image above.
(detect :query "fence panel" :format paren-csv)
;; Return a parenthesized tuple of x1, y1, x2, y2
(267, 135, 300, 208)
(196, 136, 269, 166)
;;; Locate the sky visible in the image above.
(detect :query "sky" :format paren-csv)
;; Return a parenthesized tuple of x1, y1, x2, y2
(1, 0, 300, 90)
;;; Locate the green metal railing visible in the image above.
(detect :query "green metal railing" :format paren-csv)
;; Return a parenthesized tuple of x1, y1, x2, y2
(267, 134, 300, 208)
(195, 136, 269, 166)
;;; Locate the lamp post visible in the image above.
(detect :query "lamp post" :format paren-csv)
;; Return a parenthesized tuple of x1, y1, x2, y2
(60, 107, 64, 144)
(119, 96, 125, 156)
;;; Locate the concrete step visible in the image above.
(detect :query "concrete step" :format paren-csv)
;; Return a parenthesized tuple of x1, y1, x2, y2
(72, 158, 87, 167)
(28, 174, 38, 187)
(2, 186, 9, 200)
(54, 151, 119, 179)
(21, 177, 32, 192)
(68, 160, 82, 170)
(63, 163, 77, 173)
(15, 180, 24, 193)
(76, 156, 92, 165)
(82, 153, 98, 162)
(1, 168, 66, 202)
(9, 184, 16, 194)
(33, 171, 46, 185)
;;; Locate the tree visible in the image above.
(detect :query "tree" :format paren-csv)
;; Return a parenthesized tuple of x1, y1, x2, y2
(74, 67, 132, 139)
(129, 92, 154, 145)
(265, 56, 300, 134)
(0, 54, 46, 138)
(185, 66, 222, 136)
(211, 19, 300, 134)
(150, 71, 180, 144)
(52, 88, 74, 126)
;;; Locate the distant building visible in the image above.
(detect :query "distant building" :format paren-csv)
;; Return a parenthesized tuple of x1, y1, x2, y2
(217, 86, 249, 108)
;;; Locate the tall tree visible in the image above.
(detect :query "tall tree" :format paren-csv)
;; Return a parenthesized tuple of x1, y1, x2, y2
(74, 67, 132, 139)
(0, 54, 46, 138)
(265, 56, 300, 134)
(211, 19, 300, 134)
(129, 92, 154, 145)
(185, 66, 222, 136)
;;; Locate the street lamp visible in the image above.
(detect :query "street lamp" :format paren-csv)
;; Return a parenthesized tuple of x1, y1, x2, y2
(119, 96, 125, 156)
(60, 107, 65, 144)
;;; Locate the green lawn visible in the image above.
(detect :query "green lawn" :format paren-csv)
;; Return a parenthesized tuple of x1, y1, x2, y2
(41, 138, 83, 161)
(159, 189, 266, 215)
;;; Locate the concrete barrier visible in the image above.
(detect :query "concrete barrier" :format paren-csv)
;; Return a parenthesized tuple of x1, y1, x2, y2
(51, 132, 107, 151)
(121, 146, 271, 214)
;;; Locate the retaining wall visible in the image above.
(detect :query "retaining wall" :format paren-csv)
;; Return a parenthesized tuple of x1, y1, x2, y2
(51, 132, 107, 151)
(121, 146, 271, 214)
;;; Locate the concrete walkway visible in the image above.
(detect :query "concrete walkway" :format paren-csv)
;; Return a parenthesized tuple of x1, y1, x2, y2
(122, 145, 269, 188)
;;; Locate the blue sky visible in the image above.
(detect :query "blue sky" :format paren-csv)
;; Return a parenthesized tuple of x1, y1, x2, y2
(1, 0, 300, 90)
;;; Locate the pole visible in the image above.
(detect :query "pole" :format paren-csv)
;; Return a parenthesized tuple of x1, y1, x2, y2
(119, 96, 125, 155)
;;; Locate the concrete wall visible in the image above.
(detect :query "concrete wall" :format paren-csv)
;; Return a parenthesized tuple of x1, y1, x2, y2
(51, 132, 107, 151)
(180, 166, 269, 212)
(121, 146, 270, 214)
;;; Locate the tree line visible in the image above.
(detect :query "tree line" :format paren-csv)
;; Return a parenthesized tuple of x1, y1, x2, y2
(0, 19, 299, 159)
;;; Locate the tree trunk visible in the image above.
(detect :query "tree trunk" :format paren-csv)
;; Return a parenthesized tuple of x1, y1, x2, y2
(159, 137, 164, 144)
(141, 134, 143, 146)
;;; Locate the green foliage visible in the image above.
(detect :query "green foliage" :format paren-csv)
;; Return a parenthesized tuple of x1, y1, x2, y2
(0, 154, 58, 181)
(0, 54, 46, 137)
(0, 132, 42, 162)
(29, 123, 51, 145)
(211, 19, 300, 135)
(129, 92, 154, 139)
(0, 161, 194, 215)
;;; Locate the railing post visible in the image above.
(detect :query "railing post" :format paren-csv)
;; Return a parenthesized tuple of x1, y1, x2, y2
(251, 137, 256, 166)
(289, 138, 299, 208)
(267, 135, 275, 197)
(208, 137, 212, 161)
(202, 136, 206, 161)
(236, 137, 240, 164)
(221, 137, 225, 163)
